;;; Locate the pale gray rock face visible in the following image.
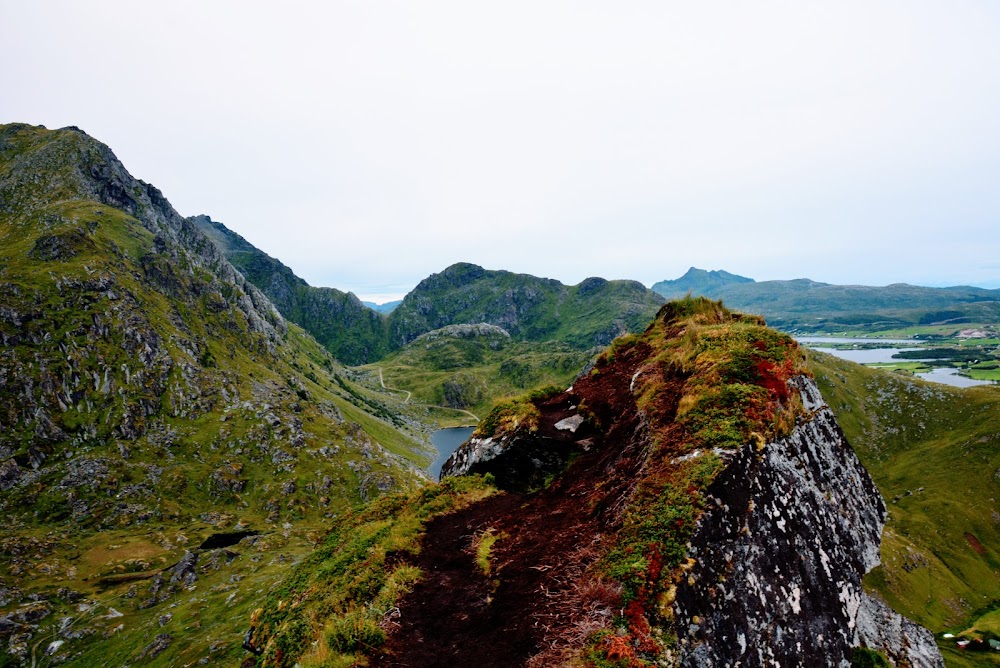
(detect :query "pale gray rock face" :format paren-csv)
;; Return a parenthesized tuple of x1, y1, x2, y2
(441, 436, 503, 478)
(440, 429, 575, 492)
(554, 414, 584, 433)
(673, 376, 942, 667)
(414, 323, 510, 342)
(857, 594, 944, 668)
(0, 458, 22, 490)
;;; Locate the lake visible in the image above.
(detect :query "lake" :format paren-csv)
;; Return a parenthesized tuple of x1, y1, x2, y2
(812, 347, 926, 365)
(797, 337, 995, 388)
(429, 427, 476, 480)
(796, 337, 920, 345)
(797, 337, 925, 363)
(915, 367, 995, 388)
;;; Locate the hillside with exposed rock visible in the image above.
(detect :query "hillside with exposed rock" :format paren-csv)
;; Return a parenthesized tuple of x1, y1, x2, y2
(248, 297, 941, 667)
(191, 215, 391, 365)
(0, 123, 427, 666)
(388, 262, 665, 350)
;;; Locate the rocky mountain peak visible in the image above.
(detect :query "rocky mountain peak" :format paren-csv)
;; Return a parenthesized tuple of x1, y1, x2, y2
(251, 296, 942, 667)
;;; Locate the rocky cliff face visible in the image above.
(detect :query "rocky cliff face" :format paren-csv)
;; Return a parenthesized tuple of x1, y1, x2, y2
(672, 377, 941, 667)
(438, 299, 942, 667)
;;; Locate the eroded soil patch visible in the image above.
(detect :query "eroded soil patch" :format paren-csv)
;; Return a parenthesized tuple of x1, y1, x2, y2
(371, 340, 683, 667)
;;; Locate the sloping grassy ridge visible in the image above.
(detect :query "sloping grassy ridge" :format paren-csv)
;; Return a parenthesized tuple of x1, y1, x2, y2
(244, 475, 496, 667)
(808, 351, 1000, 666)
(0, 123, 427, 667)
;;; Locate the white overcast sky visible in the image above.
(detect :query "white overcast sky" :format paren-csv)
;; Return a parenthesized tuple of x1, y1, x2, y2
(3, 1, 1000, 300)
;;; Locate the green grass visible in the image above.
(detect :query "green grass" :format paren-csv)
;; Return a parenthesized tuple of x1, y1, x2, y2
(965, 606, 1000, 636)
(966, 367, 1000, 381)
(867, 362, 934, 373)
(246, 475, 496, 667)
(360, 332, 592, 422)
(473, 528, 505, 575)
(0, 123, 433, 666)
(808, 351, 1000, 666)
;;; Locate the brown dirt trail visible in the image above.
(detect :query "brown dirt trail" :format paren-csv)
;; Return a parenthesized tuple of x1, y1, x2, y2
(371, 340, 684, 667)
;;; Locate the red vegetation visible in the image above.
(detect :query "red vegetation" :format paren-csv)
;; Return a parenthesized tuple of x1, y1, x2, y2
(365, 300, 806, 667)
(755, 357, 795, 402)
(965, 532, 987, 555)
(621, 547, 663, 654)
(604, 634, 641, 666)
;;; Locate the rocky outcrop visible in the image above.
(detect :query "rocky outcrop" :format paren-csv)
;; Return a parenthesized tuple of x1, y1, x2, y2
(440, 427, 578, 489)
(441, 371, 943, 667)
(673, 377, 942, 667)
(441, 400, 590, 492)
(413, 322, 510, 342)
(857, 594, 943, 668)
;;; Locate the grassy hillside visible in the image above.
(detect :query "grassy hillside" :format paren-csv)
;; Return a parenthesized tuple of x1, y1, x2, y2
(0, 123, 428, 667)
(247, 298, 823, 667)
(360, 323, 593, 423)
(387, 263, 665, 350)
(808, 351, 1000, 664)
(192, 215, 391, 365)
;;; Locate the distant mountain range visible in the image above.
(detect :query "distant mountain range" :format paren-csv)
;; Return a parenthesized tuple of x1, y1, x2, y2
(194, 217, 666, 364)
(653, 267, 1000, 331)
(362, 299, 402, 314)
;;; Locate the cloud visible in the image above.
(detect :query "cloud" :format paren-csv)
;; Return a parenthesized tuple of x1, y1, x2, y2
(3, 1, 1000, 298)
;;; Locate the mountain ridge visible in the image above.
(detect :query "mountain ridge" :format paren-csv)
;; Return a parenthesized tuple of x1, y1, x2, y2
(190, 214, 391, 365)
(249, 297, 942, 667)
(388, 261, 665, 350)
(0, 122, 426, 666)
(653, 267, 1000, 330)
(192, 217, 668, 365)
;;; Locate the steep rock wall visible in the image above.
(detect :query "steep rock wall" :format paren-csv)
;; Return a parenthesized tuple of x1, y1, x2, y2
(673, 377, 942, 667)
(440, 375, 943, 666)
